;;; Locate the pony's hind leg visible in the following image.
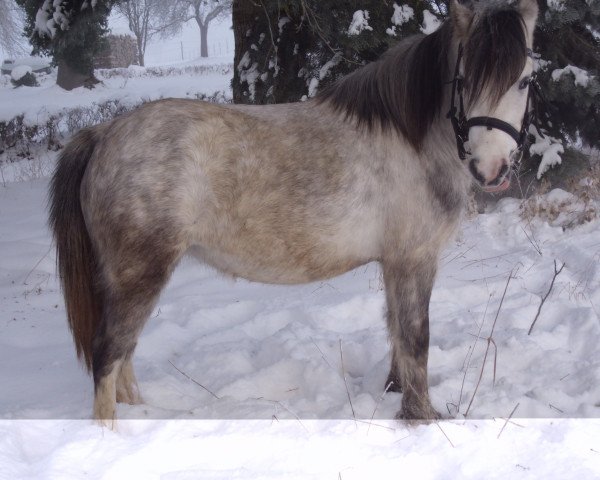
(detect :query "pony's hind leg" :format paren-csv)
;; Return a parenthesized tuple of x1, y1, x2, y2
(93, 289, 159, 423)
(116, 358, 142, 405)
(92, 231, 184, 423)
(383, 259, 441, 421)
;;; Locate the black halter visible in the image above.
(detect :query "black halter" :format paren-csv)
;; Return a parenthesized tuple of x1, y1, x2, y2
(447, 43, 542, 161)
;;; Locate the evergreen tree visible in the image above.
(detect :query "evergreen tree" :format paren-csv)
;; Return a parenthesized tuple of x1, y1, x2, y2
(16, 0, 117, 90)
(232, 0, 439, 104)
(535, 0, 600, 149)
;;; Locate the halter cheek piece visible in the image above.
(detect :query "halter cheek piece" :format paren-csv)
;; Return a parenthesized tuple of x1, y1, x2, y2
(447, 44, 542, 162)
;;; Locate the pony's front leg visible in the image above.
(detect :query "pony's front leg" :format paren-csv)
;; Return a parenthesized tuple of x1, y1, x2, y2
(383, 260, 441, 421)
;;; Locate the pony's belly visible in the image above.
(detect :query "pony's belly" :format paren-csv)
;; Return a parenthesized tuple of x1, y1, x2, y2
(187, 244, 372, 285)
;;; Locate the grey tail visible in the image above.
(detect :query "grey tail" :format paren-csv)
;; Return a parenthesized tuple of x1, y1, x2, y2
(49, 127, 102, 372)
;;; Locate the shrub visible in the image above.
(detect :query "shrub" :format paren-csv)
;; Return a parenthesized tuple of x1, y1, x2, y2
(0, 92, 230, 163)
(11, 66, 39, 88)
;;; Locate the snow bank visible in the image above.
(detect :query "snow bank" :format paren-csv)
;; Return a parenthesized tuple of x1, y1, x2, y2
(0, 419, 598, 479)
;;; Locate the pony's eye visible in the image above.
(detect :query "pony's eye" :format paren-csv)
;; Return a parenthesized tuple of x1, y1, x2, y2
(518, 77, 531, 90)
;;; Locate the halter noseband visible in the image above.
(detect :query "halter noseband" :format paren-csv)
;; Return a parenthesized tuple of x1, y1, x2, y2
(447, 43, 541, 161)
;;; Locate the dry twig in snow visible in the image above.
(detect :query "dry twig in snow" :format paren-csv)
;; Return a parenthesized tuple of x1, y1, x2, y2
(435, 421, 455, 448)
(497, 403, 520, 439)
(168, 360, 220, 399)
(367, 381, 394, 435)
(339, 339, 357, 424)
(465, 269, 516, 417)
(528, 260, 566, 335)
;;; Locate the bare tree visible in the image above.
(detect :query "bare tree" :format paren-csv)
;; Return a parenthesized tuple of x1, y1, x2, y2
(181, 0, 232, 58)
(0, 0, 27, 58)
(116, 0, 187, 66)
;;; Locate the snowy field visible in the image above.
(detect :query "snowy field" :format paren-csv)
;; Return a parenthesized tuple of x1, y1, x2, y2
(0, 57, 233, 127)
(1, 27, 600, 477)
(1, 172, 599, 476)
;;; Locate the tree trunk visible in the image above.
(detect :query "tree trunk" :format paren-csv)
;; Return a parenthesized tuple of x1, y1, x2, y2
(136, 38, 145, 66)
(200, 23, 209, 57)
(56, 60, 98, 90)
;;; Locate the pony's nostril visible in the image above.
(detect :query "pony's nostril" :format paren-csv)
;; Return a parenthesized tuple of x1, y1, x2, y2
(468, 158, 486, 185)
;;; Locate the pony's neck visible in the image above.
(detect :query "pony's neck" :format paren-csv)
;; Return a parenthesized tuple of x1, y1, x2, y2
(317, 22, 455, 152)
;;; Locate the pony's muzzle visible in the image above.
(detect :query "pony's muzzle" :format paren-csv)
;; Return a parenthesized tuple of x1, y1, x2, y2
(469, 157, 511, 193)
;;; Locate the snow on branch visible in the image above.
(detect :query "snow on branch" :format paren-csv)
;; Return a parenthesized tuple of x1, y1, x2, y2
(348, 10, 373, 36)
(529, 128, 564, 180)
(547, 0, 566, 12)
(237, 51, 260, 101)
(386, 3, 414, 36)
(551, 65, 592, 88)
(34, 0, 55, 38)
(34, 0, 73, 38)
(420, 10, 441, 35)
(307, 53, 342, 98)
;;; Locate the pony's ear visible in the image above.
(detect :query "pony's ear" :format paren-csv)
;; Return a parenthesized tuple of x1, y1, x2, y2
(517, 0, 539, 44)
(450, 0, 474, 39)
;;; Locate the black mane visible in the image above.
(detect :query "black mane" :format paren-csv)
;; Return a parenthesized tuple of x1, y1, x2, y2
(317, 4, 529, 152)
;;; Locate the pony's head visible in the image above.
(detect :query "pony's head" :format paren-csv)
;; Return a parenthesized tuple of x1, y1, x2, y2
(450, 0, 539, 193)
(317, 0, 539, 194)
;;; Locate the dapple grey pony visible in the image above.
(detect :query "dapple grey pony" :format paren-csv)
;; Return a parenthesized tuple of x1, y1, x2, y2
(50, 0, 538, 424)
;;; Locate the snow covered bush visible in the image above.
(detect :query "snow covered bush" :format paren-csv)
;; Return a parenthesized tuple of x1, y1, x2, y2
(520, 161, 600, 229)
(96, 63, 232, 80)
(0, 100, 131, 161)
(0, 93, 230, 162)
(520, 188, 597, 230)
(10, 65, 38, 87)
(0, 114, 39, 157)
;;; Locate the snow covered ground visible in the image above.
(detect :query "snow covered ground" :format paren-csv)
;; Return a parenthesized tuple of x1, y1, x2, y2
(0, 170, 599, 477)
(0, 58, 232, 126)
(1, 40, 599, 477)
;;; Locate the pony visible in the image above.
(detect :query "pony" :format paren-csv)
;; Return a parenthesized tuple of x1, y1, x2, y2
(49, 0, 539, 424)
